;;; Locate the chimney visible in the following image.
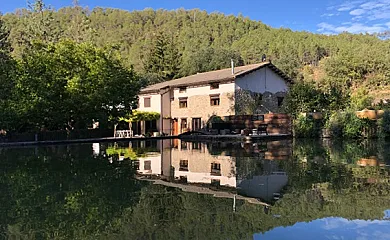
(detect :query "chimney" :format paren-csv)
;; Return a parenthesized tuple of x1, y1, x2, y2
(231, 59, 235, 75)
(262, 54, 267, 62)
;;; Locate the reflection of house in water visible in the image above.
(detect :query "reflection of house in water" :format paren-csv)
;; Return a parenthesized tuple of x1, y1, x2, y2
(137, 153, 162, 175)
(237, 172, 288, 202)
(92, 143, 100, 156)
(128, 139, 292, 202)
(171, 141, 236, 187)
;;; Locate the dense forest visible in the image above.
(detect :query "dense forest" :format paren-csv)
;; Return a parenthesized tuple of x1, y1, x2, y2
(1, 0, 390, 132)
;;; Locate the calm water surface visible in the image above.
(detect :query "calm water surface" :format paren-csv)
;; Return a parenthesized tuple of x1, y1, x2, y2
(1, 139, 390, 239)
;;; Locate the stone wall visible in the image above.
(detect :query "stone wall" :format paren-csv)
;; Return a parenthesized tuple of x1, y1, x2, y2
(171, 92, 235, 132)
(228, 113, 292, 135)
(234, 89, 287, 115)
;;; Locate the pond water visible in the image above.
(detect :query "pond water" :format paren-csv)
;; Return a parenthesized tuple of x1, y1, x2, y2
(1, 139, 390, 239)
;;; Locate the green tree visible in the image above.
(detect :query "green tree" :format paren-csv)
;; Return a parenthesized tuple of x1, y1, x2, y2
(12, 0, 60, 54)
(350, 87, 373, 110)
(143, 32, 182, 84)
(13, 40, 140, 131)
(284, 81, 324, 116)
(0, 17, 16, 130)
(63, 0, 95, 43)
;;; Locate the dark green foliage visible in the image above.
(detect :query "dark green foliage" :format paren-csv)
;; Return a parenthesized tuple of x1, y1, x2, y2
(180, 46, 243, 77)
(326, 111, 376, 139)
(0, 145, 145, 239)
(1, 40, 140, 132)
(284, 82, 324, 115)
(379, 110, 390, 138)
(284, 81, 348, 116)
(0, 17, 16, 130)
(293, 115, 321, 138)
(143, 32, 182, 84)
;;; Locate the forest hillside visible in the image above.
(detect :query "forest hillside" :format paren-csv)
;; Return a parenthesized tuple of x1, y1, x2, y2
(1, 1, 390, 114)
(2, 5, 390, 99)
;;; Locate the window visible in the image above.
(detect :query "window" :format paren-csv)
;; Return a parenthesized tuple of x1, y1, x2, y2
(211, 179, 221, 186)
(181, 118, 187, 133)
(179, 87, 187, 93)
(211, 163, 221, 176)
(181, 140, 188, 150)
(179, 160, 189, 171)
(179, 98, 188, 108)
(144, 161, 151, 171)
(210, 82, 219, 90)
(192, 118, 201, 131)
(144, 97, 151, 108)
(277, 97, 284, 107)
(210, 94, 220, 106)
(255, 93, 263, 103)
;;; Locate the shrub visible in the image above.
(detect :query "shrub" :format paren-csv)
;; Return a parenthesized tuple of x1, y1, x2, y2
(343, 111, 365, 138)
(350, 88, 373, 110)
(379, 110, 390, 138)
(326, 112, 344, 138)
(294, 115, 320, 138)
(326, 110, 375, 139)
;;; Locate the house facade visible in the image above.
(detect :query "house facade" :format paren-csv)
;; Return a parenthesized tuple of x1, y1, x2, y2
(137, 62, 291, 135)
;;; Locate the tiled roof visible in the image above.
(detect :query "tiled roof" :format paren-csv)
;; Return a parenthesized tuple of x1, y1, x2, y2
(140, 62, 291, 94)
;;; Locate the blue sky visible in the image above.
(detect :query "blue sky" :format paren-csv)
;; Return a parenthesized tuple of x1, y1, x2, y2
(254, 217, 390, 240)
(1, 0, 390, 34)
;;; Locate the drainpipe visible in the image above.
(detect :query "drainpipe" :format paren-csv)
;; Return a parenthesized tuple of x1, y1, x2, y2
(265, 67, 267, 90)
(160, 93, 163, 135)
(160, 87, 171, 135)
(231, 59, 235, 75)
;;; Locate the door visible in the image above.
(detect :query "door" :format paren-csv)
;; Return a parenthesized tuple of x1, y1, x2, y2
(192, 118, 201, 131)
(172, 119, 178, 136)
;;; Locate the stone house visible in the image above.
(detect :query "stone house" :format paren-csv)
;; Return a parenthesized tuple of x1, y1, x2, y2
(137, 61, 291, 135)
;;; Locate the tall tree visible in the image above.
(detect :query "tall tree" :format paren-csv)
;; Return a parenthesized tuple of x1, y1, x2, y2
(64, 0, 95, 43)
(0, 16, 16, 130)
(14, 40, 140, 131)
(11, 0, 60, 55)
(143, 32, 181, 84)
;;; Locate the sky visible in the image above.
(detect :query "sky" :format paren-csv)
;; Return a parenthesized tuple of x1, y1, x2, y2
(254, 217, 390, 240)
(1, 0, 390, 34)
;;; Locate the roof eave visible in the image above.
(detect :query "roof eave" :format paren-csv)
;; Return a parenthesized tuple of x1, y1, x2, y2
(140, 77, 235, 93)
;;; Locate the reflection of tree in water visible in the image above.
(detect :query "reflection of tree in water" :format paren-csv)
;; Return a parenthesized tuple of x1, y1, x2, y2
(235, 156, 265, 180)
(3, 140, 390, 239)
(105, 140, 390, 239)
(0, 146, 145, 240)
(288, 139, 390, 193)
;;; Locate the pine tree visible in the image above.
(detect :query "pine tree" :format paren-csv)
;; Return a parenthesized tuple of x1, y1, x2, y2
(143, 32, 182, 83)
(65, 0, 95, 43)
(18, 0, 60, 49)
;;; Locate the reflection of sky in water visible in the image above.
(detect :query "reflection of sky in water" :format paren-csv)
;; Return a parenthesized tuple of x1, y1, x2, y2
(254, 216, 390, 240)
